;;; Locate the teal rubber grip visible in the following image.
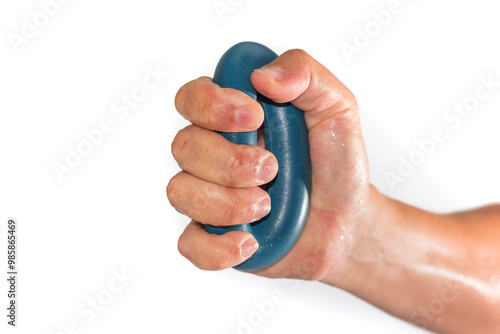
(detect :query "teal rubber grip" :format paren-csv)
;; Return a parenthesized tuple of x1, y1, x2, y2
(204, 42, 311, 270)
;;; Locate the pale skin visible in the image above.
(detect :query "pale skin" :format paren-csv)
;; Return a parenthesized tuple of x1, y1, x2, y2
(167, 49, 500, 334)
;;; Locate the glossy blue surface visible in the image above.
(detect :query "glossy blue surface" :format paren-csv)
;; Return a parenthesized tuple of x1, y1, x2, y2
(204, 42, 311, 270)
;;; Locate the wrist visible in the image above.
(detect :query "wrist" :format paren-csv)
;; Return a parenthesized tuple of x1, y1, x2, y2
(320, 184, 389, 290)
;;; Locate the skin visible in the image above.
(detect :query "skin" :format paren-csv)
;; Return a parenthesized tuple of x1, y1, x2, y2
(167, 49, 500, 334)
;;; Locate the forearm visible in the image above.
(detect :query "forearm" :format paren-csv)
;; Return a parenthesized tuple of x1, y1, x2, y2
(323, 186, 500, 334)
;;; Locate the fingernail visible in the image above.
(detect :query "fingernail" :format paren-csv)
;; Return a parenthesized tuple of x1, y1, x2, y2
(240, 238, 259, 259)
(252, 198, 271, 222)
(236, 107, 256, 127)
(254, 66, 286, 81)
(258, 156, 278, 183)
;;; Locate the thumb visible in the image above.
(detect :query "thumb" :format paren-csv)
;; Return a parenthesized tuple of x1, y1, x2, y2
(250, 49, 360, 131)
(250, 49, 369, 213)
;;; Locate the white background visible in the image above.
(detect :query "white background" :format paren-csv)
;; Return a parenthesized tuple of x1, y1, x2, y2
(1, 0, 499, 333)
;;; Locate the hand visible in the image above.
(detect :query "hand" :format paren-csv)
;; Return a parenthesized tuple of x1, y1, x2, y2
(168, 49, 500, 334)
(167, 49, 372, 284)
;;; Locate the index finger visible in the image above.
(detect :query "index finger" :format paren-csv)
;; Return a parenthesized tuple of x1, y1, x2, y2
(174, 76, 264, 132)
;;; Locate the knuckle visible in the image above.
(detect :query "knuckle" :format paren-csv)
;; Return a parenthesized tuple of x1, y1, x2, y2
(226, 200, 246, 225)
(178, 228, 205, 269)
(171, 127, 191, 161)
(347, 92, 359, 113)
(176, 77, 228, 127)
(177, 232, 199, 266)
(225, 146, 260, 186)
(226, 150, 244, 186)
(174, 84, 186, 112)
(212, 246, 238, 271)
(177, 233, 188, 258)
(166, 173, 183, 208)
(202, 83, 225, 129)
(192, 190, 209, 212)
(288, 49, 312, 65)
(207, 108, 220, 130)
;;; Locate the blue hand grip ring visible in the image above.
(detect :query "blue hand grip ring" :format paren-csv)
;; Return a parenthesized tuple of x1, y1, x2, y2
(204, 42, 311, 271)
